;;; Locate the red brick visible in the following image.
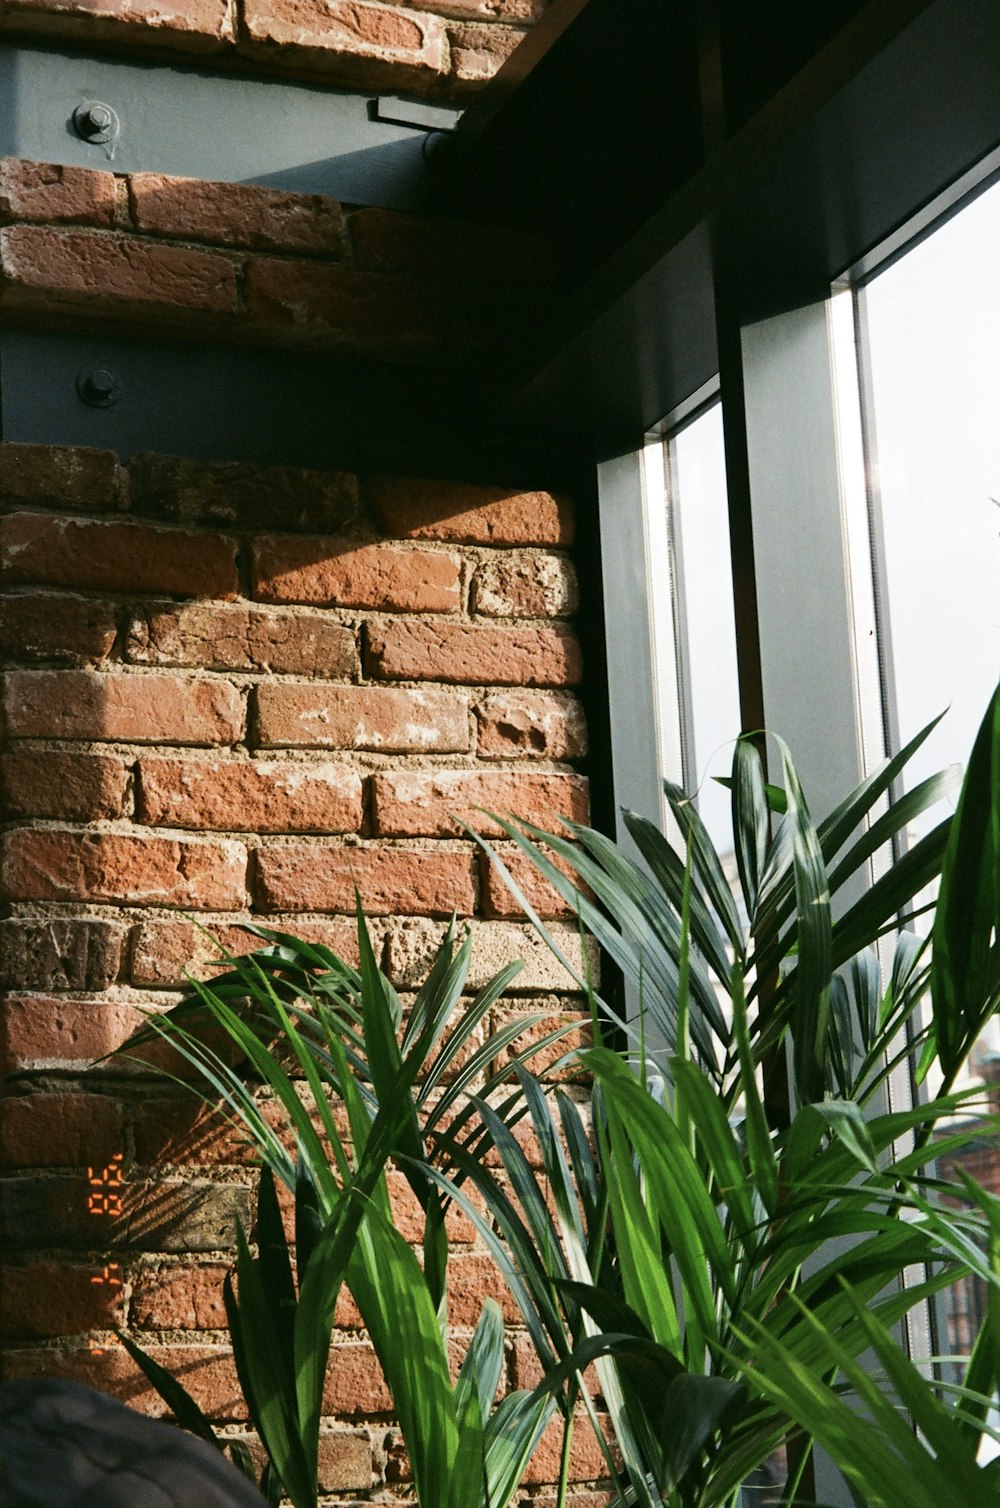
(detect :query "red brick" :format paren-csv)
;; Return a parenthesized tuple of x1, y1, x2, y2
(471, 553, 578, 617)
(409, 0, 542, 16)
(521, 1408, 613, 1486)
(253, 536, 459, 611)
(366, 476, 574, 546)
(322, 1338, 393, 1414)
(255, 681, 469, 752)
(0, 1090, 123, 1169)
(0, 829, 247, 909)
(244, 257, 443, 354)
(385, 916, 592, 993)
(0, 225, 240, 327)
(0, 593, 117, 663)
(132, 1099, 257, 1168)
(0, 158, 116, 227)
(131, 1261, 229, 1330)
(128, 452, 359, 532)
(446, 1252, 520, 1325)
(129, 172, 344, 254)
(366, 620, 582, 686)
(129, 914, 362, 988)
(242, 0, 447, 91)
(2, 669, 244, 744)
(317, 1430, 373, 1492)
(138, 754, 361, 838)
(255, 842, 475, 915)
(0, 513, 238, 597)
(372, 768, 589, 837)
(0, 1344, 243, 1420)
(491, 1004, 591, 1076)
(480, 844, 581, 919)
(476, 690, 587, 759)
(0, 918, 125, 993)
(137, 756, 363, 834)
(447, 19, 523, 82)
(0, 0, 237, 49)
(126, 601, 357, 677)
(1, 1173, 251, 1253)
(0, 994, 150, 1075)
(1, 748, 129, 821)
(0, 1260, 127, 1339)
(0, 442, 122, 508)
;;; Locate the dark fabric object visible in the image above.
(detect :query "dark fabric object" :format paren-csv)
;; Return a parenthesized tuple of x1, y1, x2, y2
(0, 1378, 267, 1507)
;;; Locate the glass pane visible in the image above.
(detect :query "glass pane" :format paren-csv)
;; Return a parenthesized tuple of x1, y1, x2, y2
(863, 182, 1000, 831)
(667, 402, 742, 856)
(861, 178, 1000, 1399)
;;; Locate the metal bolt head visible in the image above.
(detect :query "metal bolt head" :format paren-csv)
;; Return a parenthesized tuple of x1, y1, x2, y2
(76, 367, 122, 408)
(72, 102, 120, 145)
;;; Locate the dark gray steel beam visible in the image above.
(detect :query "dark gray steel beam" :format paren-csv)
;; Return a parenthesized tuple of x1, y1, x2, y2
(0, 42, 455, 209)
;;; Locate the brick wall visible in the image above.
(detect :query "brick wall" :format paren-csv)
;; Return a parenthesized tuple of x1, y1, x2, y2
(0, 1, 610, 1494)
(0, 158, 553, 365)
(0, 440, 601, 1500)
(0, 0, 547, 98)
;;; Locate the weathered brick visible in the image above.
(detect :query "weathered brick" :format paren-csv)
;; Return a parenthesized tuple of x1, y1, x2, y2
(0, 1090, 123, 1170)
(128, 452, 359, 532)
(491, 1004, 591, 1076)
(229, 1425, 372, 1491)
(126, 601, 358, 677)
(0, 918, 125, 992)
(0, 1343, 243, 1420)
(471, 553, 578, 618)
(137, 756, 364, 833)
(367, 620, 581, 686)
(322, 1338, 393, 1414)
(366, 476, 573, 546)
(132, 1098, 257, 1168)
(476, 690, 587, 759)
(0, 994, 149, 1075)
(407, 0, 543, 17)
(522, 1408, 613, 1486)
(2, 670, 244, 744)
(446, 1252, 521, 1326)
(385, 917, 594, 992)
(255, 681, 469, 752)
(0, 442, 122, 509)
(0, 593, 117, 663)
(244, 257, 443, 353)
(253, 536, 459, 611)
(1, 748, 129, 821)
(480, 844, 581, 919)
(130, 1261, 229, 1331)
(129, 172, 344, 254)
(129, 914, 363, 988)
(316, 1430, 373, 1493)
(447, 19, 523, 82)
(255, 842, 475, 915)
(0, 225, 240, 324)
(0, 513, 238, 597)
(0, 0, 237, 50)
(372, 768, 588, 837)
(0, 158, 116, 227)
(0, 1260, 127, 1339)
(0, 1174, 251, 1253)
(242, 0, 448, 92)
(1, 829, 248, 909)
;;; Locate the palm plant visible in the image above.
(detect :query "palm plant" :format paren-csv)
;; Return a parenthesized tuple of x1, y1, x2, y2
(452, 685, 1000, 1505)
(117, 916, 581, 1508)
